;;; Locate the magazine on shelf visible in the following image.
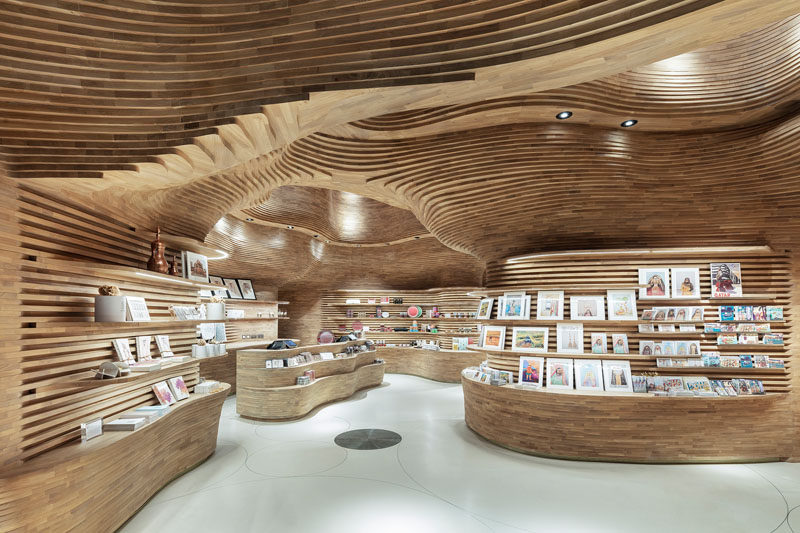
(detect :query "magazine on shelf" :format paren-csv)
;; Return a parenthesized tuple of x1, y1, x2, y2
(720, 356, 741, 368)
(739, 355, 754, 368)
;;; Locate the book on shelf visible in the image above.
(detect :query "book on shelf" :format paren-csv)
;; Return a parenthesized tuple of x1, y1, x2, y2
(766, 306, 783, 321)
(112, 338, 135, 364)
(722, 380, 739, 396)
(734, 306, 753, 321)
(739, 355, 754, 368)
(662, 377, 685, 393)
(167, 377, 190, 400)
(135, 405, 170, 416)
(136, 336, 152, 361)
(152, 381, 176, 406)
(709, 380, 728, 396)
(769, 358, 785, 368)
(738, 334, 759, 345)
(103, 418, 147, 431)
(128, 361, 162, 372)
(720, 355, 740, 368)
(632, 375, 647, 393)
(701, 352, 721, 367)
(683, 377, 713, 393)
(762, 333, 784, 345)
(118, 411, 161, 424)
(155, 335, 172, 354)
(753, 355, 770, 368)
(125, 296, 151, 321)
(704, 323, 721, 333)
(717, 333, 738, 345)
(719, 306, 735, 321)
(195, 380, 221, 394)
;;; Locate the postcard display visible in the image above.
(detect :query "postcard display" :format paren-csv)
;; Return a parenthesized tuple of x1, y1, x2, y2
(463, 250, 794, 462)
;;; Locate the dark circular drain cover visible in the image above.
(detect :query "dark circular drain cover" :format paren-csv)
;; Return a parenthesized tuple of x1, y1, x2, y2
(334, 429, 402, 450)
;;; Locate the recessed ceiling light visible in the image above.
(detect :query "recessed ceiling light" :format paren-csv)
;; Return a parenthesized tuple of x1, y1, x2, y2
(313, 234, 319, 238)
(621, 119, 638, 128)
(286, 225, 294, 229)
(325, 240, 330, 243)
(556, 111, 572, 120)
(245, 218, 254, 222)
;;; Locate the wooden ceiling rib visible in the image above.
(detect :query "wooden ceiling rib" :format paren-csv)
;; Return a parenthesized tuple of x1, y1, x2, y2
(1, 0, 796, 181)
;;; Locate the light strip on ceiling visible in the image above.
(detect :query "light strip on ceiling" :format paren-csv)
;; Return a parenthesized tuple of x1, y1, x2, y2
(506, 245, 773, 264)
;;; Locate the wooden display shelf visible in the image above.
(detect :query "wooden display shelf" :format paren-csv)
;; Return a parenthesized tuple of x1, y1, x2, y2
(378, 345, 486, 383)
(35, 359, 198, 391)
(462, 376, 792, 463)
(2, 384, 230, 532)
(331, 316, 477, 322)
(654, 366, 786, 373)
(216, 299, 290, 305)
(467, 346, 657, 361)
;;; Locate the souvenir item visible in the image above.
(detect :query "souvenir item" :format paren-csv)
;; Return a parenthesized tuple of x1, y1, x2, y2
(651, 307, 668, 321)
(753, 355, 770, 368)
(670, 267, 700, 298)
(639, 340, 655, 356)
(556, 323, 583, 354)
(481, 326, 506, 350)
(684, 377, 713, 393)
(569, 296, 605, 320)
(135, 336, 152, 361)
(673, 307, 688, 321)
(407, 306, 423, 318)
(752, 306, 766, 321)
(720, 356, 741, 368)
(575, 359, 603, 391)
(704, 323, 722, 333)
(499, 292, 530, 320)
(611, 334, 629, 354)
(476, 298, 494, 320)
(167, 376, 190, 400)
(546, 358, 573, 389)
(653, 343, 664, 356)
(317, 330, 335, 344)
(763, 333, 784, 345)
(602, 360, 633, 392)
(641, 310, 653, 321)
(112, 338, 135, 364)
(632, 375, 648, 393)
(657, 324, 675, 332)
(766, 306, 784, 321)
(237, 279, 257, 300)
(734, 306, 753, 321)
(152, 381, 176, 405)
(146, 227, 168, 274)
(738, 333, 759, 345)
(517, 356, 544, 387)
(125, 296, 151, 321)
(661, 341, 676, 355)
(222, 278, 243, 299)
(590, 332, 607, 354)
(638, 324, 654, 333)
(662, 377, 685, 392)
(638, 268, 670, 299)
(536, 291, 564, 320)
(690, 307, 704, 321)
(718, 306, 735, 321)
(606, 290, 637, 320)
(717, 333, 738, 345)
(701, 352, 721, 367)
(155, 335, 174, 357)
(182, 251, 209, 283)
(511, 327, 548, 353)
(710, 262, 742, 297)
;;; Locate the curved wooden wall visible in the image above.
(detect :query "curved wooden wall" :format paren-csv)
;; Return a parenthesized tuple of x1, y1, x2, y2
(1, 384, 229, 532)
(379, 347, 485, 383)
(463, 377, 792, 463)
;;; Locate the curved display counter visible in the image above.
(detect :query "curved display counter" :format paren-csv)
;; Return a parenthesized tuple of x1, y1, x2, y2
(237, 340, 384, 420)
(462, 376, 792, 463)
(1, 384, 230, 532)
(378, 346, 485, 383)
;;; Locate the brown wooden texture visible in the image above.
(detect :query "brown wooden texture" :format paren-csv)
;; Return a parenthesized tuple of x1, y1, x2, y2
(379, 346, 485, 383)
(0, 384, 229, 533)
(463, 376, 791, 463)
(198, 354, 237, 395)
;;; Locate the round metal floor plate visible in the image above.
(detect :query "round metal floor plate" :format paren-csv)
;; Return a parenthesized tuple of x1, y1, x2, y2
(334, 429, 402, 450)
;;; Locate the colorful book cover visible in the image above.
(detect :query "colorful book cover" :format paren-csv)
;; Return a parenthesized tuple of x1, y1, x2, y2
(662, 341, 675, 355)
(720, 356, 741, 368)
(152, 381, 176, 405)
(738, 334, 759, 344)
(704, 323, 722, 333)
(632, 375, 647, 393)
(684, 377, 712, 393)
(733, 379, 751, 395)
(719, 306, 735, 321)
(752, 306, 766, 321)
(736, 323, 756, 333)
(662, 377, 685, 392)
(641, 310, 653, 321)
(720, 323, 737, 333)
(754, 323, 771, 333)
(701, 352, 720, 367)
(690, 307, 704, 321)
(656, 358, 672, 368)
(753, 355, 769, 368)
(717, 333, 738, 345)
(739, 355, 754, 368)
(722, 380, 739, 396)
(766, 306, 784, 321)
(747, 380, 765, 395)
(646, 376, 665, 393)
(167, 377, 190, 400)
(769, 358, 785, 369)
(762, 333, 784, 345)
(734, 306, 752, 321)
(709, 380, 727, 396)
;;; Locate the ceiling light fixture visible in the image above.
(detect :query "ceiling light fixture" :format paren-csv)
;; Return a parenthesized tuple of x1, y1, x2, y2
(313, 234, 319, 238)
(245, 218, 254, 222)
(556, 111, 572, 120)
(286, 225, 294, 229)
(620, 119, 638, 128)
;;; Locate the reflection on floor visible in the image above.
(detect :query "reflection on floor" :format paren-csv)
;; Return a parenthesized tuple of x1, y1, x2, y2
(120, 375, 800, 533)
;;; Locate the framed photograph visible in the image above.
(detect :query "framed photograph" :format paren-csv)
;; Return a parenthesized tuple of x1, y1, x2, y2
(476, 298, 494, 320)
(606, 290, 637, 321)
(499, 292, 530, 320)
(237, 278, 257, 300)
(671, 267, 700, 299)
(575, 359, 604, 391)
(208, 275, 229, 298)
(536, 291, 564, 320)
(546, 358, 573, 389)
(673, 307, 689, 321)
(710, 262, 742, 297)
(183, 251, 209, 283)
(556, 323, 583, 354)
(690, 307, 704, 321)
(222, 278, 243, 299)
(518, 356, 544, 387)
(511, 327, 548, 353)
(569, 296, 605, 320)
(639, 340, 655, 355)
(662, 341, 676, 355)
(638, 267, 670, 299)
(651, 307, 667, 321)
(602, 360, 633, 392)
(590, 332, 607, 354)
(481, 325, 506, 350)
(611, 333, 629, 354)
(641, 309, 653, 321)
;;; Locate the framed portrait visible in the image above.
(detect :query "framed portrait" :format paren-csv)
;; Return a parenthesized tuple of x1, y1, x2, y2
(511, 327, 548, 353)
(641, 309, 653, 321)
(237, 278, 257, 300)
(222, 278, 243, 299)
(638, 267, 670, 299)
(602, 360, 633, 392)
(639, 340, 655, 355)
(546, 358, 573, 390)
(651, 307, 668, 321)
(499, 292, 530, 320)
(569, 296, 605, 320)
(183, 251, 209, 283)
(611, 333, 628, 354)
(556, 323, 583, 354)
(671, 267, 701, 299)
(606, 290, 637, 321)
(476, 298, 494, 320)
(536, 291, 564, 320)
(517, 356, 544, 387)
(662, 341, 676, 355)
(710, 262, 742, 297)
(590, 332, 607, 354)
(575, 359, 604, 391)
(481, 325, 506, 350)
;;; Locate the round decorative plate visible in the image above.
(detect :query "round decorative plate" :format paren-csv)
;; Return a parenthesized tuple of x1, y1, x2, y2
(407, 306, 422, 318)
(317, 330, 335, 344)
(381, 311, 389, 318)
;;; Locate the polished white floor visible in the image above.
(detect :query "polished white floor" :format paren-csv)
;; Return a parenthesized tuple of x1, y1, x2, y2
(121, 375, 800, 533)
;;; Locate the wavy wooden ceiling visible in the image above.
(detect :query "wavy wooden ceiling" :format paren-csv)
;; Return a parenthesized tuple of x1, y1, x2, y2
(3, 1, 800, 288)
